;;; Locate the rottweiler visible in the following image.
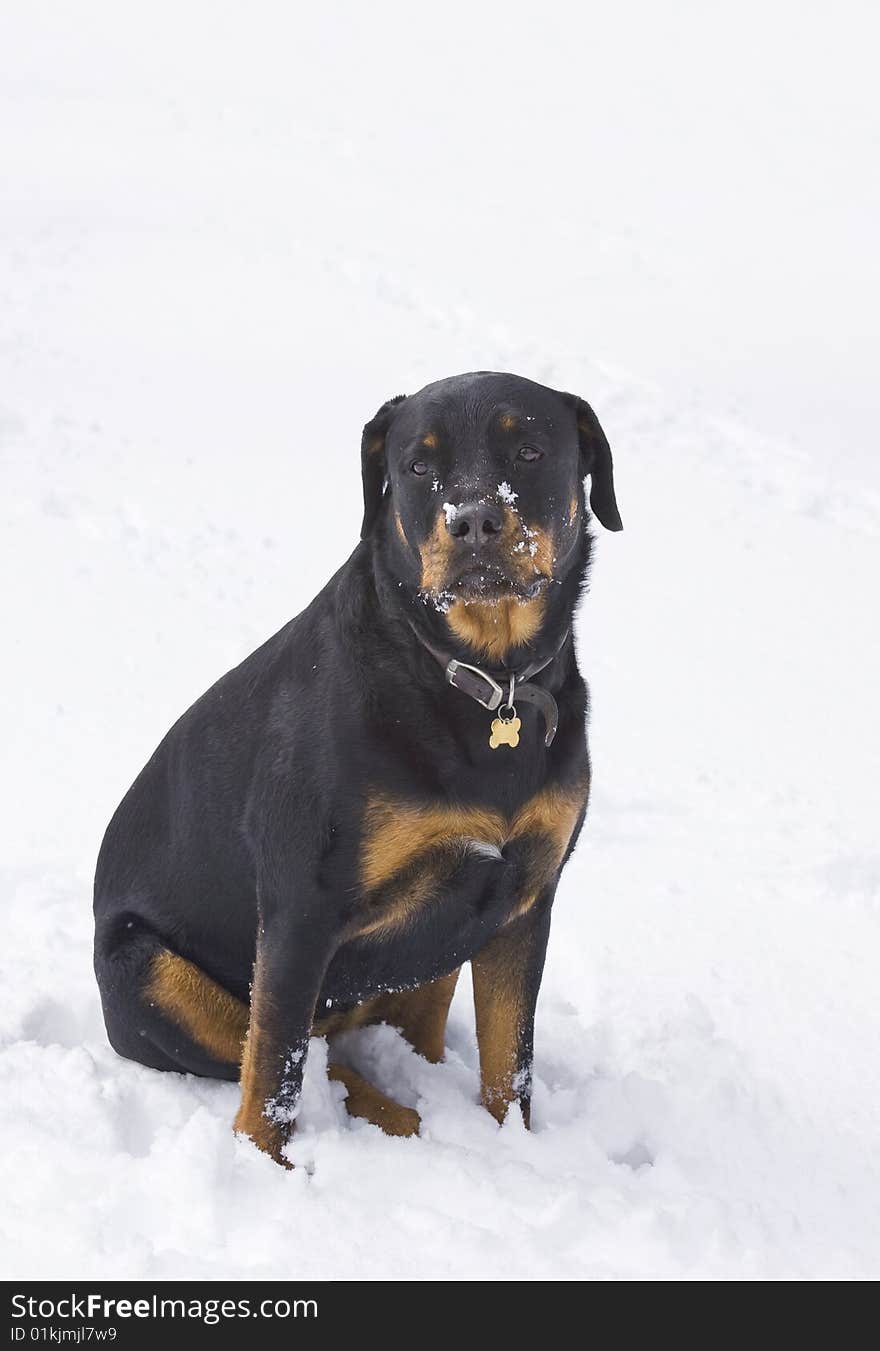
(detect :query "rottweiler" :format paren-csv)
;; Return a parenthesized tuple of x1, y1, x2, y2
(93, 370, 622, 1165)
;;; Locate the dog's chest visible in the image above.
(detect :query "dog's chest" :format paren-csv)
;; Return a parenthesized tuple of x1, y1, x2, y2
(348, 783, 586, 951)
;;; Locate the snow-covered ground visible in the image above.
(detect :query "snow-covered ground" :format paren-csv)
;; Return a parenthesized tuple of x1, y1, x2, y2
(2, 4, 879, 1279)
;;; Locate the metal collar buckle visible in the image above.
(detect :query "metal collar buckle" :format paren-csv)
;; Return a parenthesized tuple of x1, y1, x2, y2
(445, 659, 505, 711)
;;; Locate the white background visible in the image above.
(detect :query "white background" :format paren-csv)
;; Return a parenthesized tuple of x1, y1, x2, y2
(2, 2, 879, 1278)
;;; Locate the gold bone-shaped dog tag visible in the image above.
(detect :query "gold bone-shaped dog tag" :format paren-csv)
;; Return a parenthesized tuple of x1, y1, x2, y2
(489, 715, 521, 749)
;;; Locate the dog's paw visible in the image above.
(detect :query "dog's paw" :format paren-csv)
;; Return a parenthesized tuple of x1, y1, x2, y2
(380, 1103, 421, 1138)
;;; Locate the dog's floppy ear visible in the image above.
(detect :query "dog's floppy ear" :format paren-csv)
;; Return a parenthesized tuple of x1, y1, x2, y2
(561, 394, 623, 532)
(360, 394, 407, 538)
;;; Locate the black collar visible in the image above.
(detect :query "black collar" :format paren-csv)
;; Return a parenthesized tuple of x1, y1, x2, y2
(407, 620, 569, 747)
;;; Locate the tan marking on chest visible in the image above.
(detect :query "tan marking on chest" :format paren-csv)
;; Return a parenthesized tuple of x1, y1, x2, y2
(359, 782, 588, 934)
(509, 783, 586, 858)
(507, 782, 589, 917)
(362, 797, 506, 892)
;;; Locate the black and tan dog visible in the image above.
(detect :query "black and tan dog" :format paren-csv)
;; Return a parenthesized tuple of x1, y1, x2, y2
(93, 371, 622, 1165)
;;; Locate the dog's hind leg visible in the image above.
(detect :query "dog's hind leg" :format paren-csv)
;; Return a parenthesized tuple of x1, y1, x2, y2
(357, 970, 461, 1063)
(95, 922, 247, 1081)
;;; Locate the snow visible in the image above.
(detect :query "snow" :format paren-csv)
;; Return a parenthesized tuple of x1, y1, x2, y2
(2, 3, 880, 1280)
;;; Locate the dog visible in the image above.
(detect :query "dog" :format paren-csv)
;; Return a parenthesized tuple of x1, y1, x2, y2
(93, 370, 622, 1165)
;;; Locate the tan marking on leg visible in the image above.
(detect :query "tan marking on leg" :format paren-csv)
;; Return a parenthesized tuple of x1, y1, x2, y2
(568, 495, 578, 526)
(370, 971, 461, 1062)
(471, 934, 526, 1124)
(313, 993, 387, 1038)
(316, 972, 460, 1065)
(328, 1063, 421, 1136)
(146, 950, 248, 1065)
(233, 954, 292, 1166)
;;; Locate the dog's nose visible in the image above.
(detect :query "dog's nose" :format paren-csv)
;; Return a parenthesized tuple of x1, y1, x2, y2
(446, 499, 504, 544)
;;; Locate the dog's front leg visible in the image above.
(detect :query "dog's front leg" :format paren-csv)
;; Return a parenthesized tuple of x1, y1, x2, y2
(234, 905, 337, 1167)
(471, 896, 553, 1128)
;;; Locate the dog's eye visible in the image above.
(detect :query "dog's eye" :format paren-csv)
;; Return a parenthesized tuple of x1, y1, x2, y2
(410, 460, 429, 476)
(517, 445, 543, 463)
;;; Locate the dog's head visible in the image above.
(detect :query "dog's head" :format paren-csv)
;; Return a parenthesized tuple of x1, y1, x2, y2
(361, 372, 621, 658)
